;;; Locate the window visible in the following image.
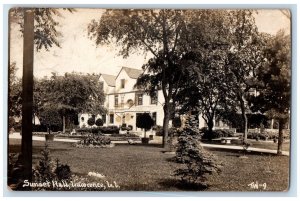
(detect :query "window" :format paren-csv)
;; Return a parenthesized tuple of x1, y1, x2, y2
(114, 95, 118, 107)
(102, 114, 106, 124)
(121, 79, 125, 88)
(121, 95, 124, 107)
(150, 92, 158, 105)
(135, 93, 143, 105)
(109, 114, 114, 124)
(152, 112, 157, 126)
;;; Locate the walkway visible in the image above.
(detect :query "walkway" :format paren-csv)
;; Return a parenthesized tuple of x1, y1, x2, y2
(8, 132, 289, 156)
(201, 143, 289, 156)
(9, 132, 79, 143)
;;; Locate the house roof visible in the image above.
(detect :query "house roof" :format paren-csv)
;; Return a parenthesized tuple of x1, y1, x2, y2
(120, 67, 143, 79)
(100, 74, 116, 87)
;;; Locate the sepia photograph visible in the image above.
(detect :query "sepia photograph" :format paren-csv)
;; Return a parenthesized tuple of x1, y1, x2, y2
(7, 7, 291, 192)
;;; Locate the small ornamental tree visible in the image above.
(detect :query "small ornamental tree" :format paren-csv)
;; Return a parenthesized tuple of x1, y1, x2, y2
(95, 118, 104, 127)
(175, 115, 221, 188)
(136, 113, 154, 138)
(87, 117, 95, 127)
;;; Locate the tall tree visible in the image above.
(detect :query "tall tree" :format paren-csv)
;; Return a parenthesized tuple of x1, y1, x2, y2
(9, 8, 75, 183)
(88, 9, 189, 148)
(251, 30, 291, 155)
(224, 10, 265, 141)
(21, 9, 35, 183)
(174, 10, 231, 137)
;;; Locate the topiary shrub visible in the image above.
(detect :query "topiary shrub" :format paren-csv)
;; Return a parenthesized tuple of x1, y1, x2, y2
(95, 118, 104, 127)
(87, 117, 95, 127)
(175, 115, 221, 188)
(136, 113, 154, 139)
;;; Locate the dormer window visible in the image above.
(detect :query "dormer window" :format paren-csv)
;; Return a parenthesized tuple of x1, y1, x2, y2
(121, 79, 125, 89)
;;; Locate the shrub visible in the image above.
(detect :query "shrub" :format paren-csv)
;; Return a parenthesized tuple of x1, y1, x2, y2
(33, 124, 61, 132)
(120, 124, 133, 131)
(154, 125, 163, 136)
(76, 126, 119, 134)
(175, 115, 221, 187)
(54, 159, 72, 181)
(76, 136, 112, 148)
(247, 132, 269, 140)
(136, 113, 154, 130)
(172, 117, 182, 128)
(136, 113, 154, 138)
(8, 153, 25, 190)
(95, 118, 104, 127)
(32, 143, 72, 190)
(201, 129, 234, 140)
(87, 117, 95, 126)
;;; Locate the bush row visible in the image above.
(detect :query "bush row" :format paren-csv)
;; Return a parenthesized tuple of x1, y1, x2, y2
(247, 131, 290, 140)
(201, 129, 235, 140)
(76, 126, 119, 134)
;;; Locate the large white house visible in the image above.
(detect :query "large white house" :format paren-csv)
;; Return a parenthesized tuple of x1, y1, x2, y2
(79, 66, 229, 132)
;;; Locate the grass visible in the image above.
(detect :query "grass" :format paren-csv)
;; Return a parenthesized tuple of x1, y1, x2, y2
(246, 140, 290, 152)
(8, 139, 289, 191)
(202, 139, 290, 152)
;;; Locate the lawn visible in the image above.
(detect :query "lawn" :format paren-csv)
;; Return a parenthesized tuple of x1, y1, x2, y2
(246, 140, 290, 152)
(202, 139, 290, 152)
(8, 139, 289, 191)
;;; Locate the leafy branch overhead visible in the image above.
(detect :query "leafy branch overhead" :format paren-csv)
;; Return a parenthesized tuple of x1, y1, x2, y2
(10, 8, 76, 51)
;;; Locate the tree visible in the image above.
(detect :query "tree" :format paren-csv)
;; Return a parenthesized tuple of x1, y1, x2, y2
(136, 113, 154, 138)
(10, 8, 76, 51)
(251, 30, 291, 155)
(223, 10, 266, 142)
(35, 73, 106, 133)
(88, 9, 191, 148)
(174, 10, 231, 138)
(9, 8, 75, 183)
(175, 115, 221, 187)
(38, 105, 62, 131)
(8, 62, 22, 119)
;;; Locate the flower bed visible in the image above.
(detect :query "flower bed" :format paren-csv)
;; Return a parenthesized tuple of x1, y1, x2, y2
(75, 136, 114, 148)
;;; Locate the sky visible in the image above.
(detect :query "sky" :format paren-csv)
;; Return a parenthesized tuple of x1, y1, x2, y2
(10, 8, 291, 78)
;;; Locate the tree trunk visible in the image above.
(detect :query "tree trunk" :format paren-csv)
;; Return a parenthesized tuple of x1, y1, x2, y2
(144, 129, 147, 138)
(277, 119, 285, 155)
(207, 118, 214, 141)
(21, 9, 34, 182)
(240, 97, 248, 142)
(62, 115, 66, 133)
(162, 104, 170, 148)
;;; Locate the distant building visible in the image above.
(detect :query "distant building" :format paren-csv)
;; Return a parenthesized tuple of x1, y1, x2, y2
(79, 66, 229, 131)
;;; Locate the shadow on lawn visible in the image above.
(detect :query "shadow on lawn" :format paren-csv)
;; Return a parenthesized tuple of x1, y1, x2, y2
(158, 178, 208, 191)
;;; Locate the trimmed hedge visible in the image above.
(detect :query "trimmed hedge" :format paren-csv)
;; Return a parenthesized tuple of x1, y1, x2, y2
(76, 126, 119, 134)
(33, 124, 61, 132)
(201, 129, 234, 140)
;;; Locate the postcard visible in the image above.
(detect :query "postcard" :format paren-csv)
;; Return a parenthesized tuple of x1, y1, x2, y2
(7, 8, 291, 191)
